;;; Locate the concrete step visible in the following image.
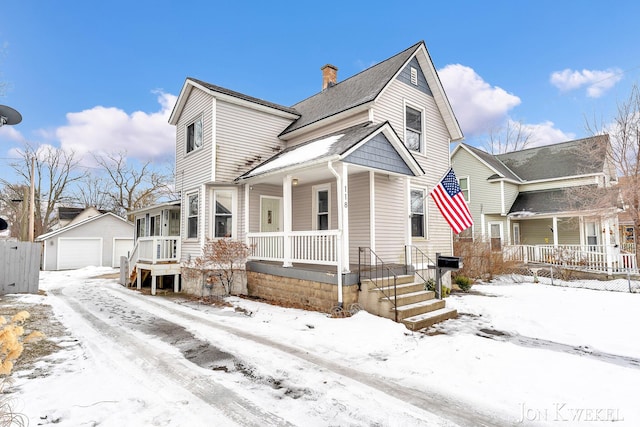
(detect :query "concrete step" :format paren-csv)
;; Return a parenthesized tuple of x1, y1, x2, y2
(373, 281, 433, 298)
(402, 307, 458, 331)
(387, 289, 435, 306)
(394, 298, 446, 320)
(363, 274, 414, 287)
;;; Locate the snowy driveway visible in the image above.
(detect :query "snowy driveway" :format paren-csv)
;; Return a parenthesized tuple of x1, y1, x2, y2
(8, 268, 640, 426)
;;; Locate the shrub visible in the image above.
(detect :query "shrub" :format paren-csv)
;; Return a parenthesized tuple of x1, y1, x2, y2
(183, 238, 251, 296)
(454, 275, 473, 292)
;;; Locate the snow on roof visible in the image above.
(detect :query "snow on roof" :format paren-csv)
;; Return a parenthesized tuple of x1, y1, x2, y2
(245, 133, 344, 178)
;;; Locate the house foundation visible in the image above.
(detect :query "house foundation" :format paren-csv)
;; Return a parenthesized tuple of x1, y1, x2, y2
(246, 261, 359, 312)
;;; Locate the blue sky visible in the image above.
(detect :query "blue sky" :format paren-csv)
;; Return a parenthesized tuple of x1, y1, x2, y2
(1, 0, 639, 184)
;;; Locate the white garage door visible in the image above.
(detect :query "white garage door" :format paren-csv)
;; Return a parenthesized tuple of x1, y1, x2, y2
(113, 238, 133, 267)
(58, 238, 102, 270)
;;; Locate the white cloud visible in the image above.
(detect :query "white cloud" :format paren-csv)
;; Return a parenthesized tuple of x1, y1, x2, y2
(56, 91, 177, 164)
(0, 124, 25, 143)
(519, 120, 575, 147)
(438, 64, 521, 136)
(550, 68, 622, 98)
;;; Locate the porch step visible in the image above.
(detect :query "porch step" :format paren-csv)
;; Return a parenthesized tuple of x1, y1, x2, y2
(365, 274, 415, 287)
(394, 298, 446, 321)
(386, 289, 435, 307)
(402, 307, 458, 331)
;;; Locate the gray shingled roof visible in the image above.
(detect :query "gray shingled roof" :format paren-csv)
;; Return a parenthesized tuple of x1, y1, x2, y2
(187, 77, 299, 116)
(237, 122, 396, 180)
(279, 42, 424, 136)
(508, 186, 600, 215)
(461, 143, 521, 181)
(496, 135, 608, 181)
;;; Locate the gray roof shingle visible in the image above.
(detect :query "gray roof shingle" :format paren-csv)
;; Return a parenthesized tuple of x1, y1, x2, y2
(496, 135, 608, 181)
(279, 42, 424, 136)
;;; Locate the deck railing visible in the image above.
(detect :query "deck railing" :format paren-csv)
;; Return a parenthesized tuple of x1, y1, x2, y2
(247, 230, 339, 265)
(503, 244, 639, 274)
(137, 236, 181, 263)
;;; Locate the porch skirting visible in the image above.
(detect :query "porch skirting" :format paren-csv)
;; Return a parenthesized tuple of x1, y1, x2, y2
(246, 261, 359, 312)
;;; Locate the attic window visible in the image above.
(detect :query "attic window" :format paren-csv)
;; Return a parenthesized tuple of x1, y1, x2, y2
(410, 67, 418, 86)
(186, 117, 203, 154)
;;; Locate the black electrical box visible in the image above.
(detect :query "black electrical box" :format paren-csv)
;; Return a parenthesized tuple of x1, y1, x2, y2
(437, 255, 462, 270)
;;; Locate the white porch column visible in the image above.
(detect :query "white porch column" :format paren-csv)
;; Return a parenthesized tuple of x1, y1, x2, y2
(604, 220, 613, 274)
(579, 216, 585, 245)
(552, 217, 559, 246)
(283, 175, 293, 267)
(339, 162, 350, 272)
(244, 183, 250, 245)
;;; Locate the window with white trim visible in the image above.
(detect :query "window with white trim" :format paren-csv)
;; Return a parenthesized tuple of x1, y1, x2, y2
(187, 192, 199, 239)
(213, 190, 233, 238)
(313, 184, 331, 230)
(458, 177, 470, 203)
(186, 117, 203, 154)
(411, 188, 426, 237)
(405, 105, 423, 152)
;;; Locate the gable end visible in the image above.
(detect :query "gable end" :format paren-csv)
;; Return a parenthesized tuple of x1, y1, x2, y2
(344, 133, 414, 175)
(396, 57, 432, 96)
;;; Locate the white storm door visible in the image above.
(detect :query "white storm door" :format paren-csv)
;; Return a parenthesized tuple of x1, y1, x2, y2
(260, 197, 282, 232)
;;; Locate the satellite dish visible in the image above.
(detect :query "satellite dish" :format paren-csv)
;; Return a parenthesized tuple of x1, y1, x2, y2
(0, 105, 22, 126)
(0, 218, 8, 231)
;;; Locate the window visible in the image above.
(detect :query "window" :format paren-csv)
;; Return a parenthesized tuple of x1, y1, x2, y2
(186, 117, 203, 153)
(214, 190, 233, 238)
(410, 67, 418, 86)
(187, 193, 198, 239)
(149, 214, 161, 236)
(489, 222, 503, 251)
(313, 184, 330, 230)
(458, 177, 469, 203)
(135, 217, 146, 240)
(411, 189, 425, 237)
(405, 106, 422, 152)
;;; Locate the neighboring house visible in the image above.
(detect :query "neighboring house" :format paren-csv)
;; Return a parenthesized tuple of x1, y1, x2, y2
(131, 41, 465, 328)
(126, 201, 181, 291)
(451, 136, 634, 273)
(37, 210, 133, 271)
(51, 206, 105, 230)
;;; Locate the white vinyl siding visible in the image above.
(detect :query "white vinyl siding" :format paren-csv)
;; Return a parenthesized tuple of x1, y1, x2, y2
(373, 174, 406, 263)
(452, 148, 503, 216)
(519, 176, 601, 192)
(374, 78, 453, 257)
(347, 172, 370, 264)
(292, 182, 338, 231)
(175, 88, 214, 193)
(284, 111, 369, 147)
(215, 100, 290, 183)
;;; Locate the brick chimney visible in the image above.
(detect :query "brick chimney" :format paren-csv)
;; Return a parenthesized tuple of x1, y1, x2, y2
(321, 64, 338, 90)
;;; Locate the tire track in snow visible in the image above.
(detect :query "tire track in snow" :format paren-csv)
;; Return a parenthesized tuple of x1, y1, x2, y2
(49, 286, 296, 427)
(101, 284, 508, 427)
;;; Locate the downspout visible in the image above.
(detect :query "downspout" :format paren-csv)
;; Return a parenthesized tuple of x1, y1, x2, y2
(328, 161, 343, 307)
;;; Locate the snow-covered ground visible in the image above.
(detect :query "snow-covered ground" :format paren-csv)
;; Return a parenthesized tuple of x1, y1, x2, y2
(3, 267, 639, 426)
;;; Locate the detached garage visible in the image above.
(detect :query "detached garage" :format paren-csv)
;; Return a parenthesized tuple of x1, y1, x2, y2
(37, 212, 134, 271)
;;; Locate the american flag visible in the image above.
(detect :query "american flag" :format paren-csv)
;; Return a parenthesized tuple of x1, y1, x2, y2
(430, 168, 473, 234)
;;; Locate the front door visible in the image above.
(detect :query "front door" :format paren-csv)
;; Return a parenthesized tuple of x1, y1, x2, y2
(260, 197, 282, 232)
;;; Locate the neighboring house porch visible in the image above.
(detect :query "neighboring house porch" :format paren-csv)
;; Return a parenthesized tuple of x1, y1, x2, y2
(125, 201, 181, 294)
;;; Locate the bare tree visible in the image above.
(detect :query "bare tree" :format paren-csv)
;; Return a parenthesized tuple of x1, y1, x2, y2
(484, 119, 534, 154)
(585, 83, 640, 263)
(0, 183, 30, 240)
(71, 175, 115, 212)
(0, 143, 86, 238)
(93, 151, 174, 217)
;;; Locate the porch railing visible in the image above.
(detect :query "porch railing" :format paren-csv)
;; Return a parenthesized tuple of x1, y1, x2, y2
(247, 230, 339, 265)
(504, 244, 639, 274)
(359, 247, 398, 322)
(137, 236, 181, 263)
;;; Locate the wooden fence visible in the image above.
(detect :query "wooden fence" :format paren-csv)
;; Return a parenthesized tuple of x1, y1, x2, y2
(0, 241, 41, 294)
